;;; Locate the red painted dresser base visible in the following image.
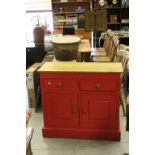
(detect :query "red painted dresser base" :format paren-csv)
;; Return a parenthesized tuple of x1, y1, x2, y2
(40, 73, 121, 141)
(42, 120, 120, 141)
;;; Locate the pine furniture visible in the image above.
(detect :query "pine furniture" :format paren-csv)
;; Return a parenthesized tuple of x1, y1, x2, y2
(38, 62, 122, 140)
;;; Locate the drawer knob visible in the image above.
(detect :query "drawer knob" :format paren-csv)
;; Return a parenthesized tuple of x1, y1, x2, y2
(48, 82, 51, 85)
(72, 107, 78, 113)
(57, 82, 63, 87)
(82, 108, 87, 113)
(96, 83, 101, 89)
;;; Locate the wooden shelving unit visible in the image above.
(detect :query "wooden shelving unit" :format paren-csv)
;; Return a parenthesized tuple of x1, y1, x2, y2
(52, 0, 90, 30)
(92, 0, 129, 47)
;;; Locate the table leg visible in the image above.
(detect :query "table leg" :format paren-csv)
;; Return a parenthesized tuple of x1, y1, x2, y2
(80, 52, 91, 62)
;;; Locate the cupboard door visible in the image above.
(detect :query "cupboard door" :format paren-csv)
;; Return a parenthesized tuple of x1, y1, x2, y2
(80, 93, 118, 129)
(43, 92, 79, 127)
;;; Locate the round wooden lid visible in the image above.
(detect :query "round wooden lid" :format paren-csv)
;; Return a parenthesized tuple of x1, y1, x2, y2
(51, 36, 81, 45)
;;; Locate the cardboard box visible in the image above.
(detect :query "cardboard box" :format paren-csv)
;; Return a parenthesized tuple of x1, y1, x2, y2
(26, 63, 42, 108)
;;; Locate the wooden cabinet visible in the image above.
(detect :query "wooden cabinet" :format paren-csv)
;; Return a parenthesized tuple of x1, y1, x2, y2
(39, 62, 122, 140)
(43, 92, 79, 127)
(80, 93, 117, 129)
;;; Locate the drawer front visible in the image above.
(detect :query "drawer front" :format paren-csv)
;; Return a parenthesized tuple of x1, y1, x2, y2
(80, 80, 117, 91)
(43, 79, 78, 90)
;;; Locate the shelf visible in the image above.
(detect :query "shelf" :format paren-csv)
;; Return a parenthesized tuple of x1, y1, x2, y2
(121, 22, 129, 24)
(107, 22, 121, 25)
(54, 12, 84, 15)
(57, 19, 73, 22)
(52, 0, 90, 30)
(93, 6, 129, 9)
(52, 1, 90, 4)
(106, 6, 121, 9)
(121, 6, 129, 8)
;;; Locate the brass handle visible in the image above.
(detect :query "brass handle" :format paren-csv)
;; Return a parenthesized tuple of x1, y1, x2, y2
(82, 108, 87, 113)
(48, 82, 51, 85)
(96, 83, 101, 89)
(72, 107, 78, 113)
(57, 82, 63, 87)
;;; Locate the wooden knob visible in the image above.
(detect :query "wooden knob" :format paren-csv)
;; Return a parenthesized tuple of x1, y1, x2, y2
(48, 82, 51, 85)
(96, 83, 101, 89)
(72, 107, 78, 113)
(57, 82, 63, 87)
(82, 108, 87, 113)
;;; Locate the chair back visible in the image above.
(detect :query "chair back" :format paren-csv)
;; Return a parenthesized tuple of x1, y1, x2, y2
(103, 29, 111, 49)
(108, 36, 119, 61)
(105, 32, 115, 56)
(33, 26, 45, 47)
(115, 49, 129, 82)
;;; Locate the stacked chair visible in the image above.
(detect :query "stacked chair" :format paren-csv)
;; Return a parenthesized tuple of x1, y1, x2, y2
(91, 34, 119, 62)
(91, 29, 114, 58)
(91, 28, 129, 115)
(114, 46, 129, 116)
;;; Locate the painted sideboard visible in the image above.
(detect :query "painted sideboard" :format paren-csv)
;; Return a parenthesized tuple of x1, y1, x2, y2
(38, 62, 122, 141)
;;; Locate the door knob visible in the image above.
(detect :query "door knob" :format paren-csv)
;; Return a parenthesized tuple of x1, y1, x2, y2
(96, 83, 101, 89)
(57, 82, 63, 87)
(72, 107, 78, 113)
(82, 108, 87, 113)
(48, 82, 51, 85)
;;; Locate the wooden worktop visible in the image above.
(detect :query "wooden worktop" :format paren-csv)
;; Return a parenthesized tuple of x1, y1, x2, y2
(38, 62, 123, 73)
(78, 39, 91, 53)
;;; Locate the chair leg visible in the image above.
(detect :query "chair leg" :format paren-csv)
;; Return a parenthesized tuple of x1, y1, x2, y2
(120, 95, 126, 116)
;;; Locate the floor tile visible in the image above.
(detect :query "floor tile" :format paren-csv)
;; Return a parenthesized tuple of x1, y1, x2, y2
(33, 148, 75, 155)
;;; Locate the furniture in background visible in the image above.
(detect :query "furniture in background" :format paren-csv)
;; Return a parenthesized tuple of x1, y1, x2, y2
(51, 28, 91, 40)
(75, 28, 91, 39)
(92, 0, 129, 47)
(114, 48, 129, 116)
(38, 62, 122, 140)
(26, 26, 46, 69)
(91, 35, 119, 62)
(84, 9, 107, 48)
(27, 26, 52, 69)
(63, 25, 75, 35)
(26, 45, 46, 69)
(84, 9, 107, 32)
(90, 29, 114, 58)
(52, 0, 91, 46)
(26, 46, 45, 66)
(52, 0, 90, 30)
(78, 39, 91, 62)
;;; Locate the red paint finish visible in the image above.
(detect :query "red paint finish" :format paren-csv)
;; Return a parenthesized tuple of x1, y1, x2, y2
(79, 93, 117, 129)
(40, 72, 121, 141)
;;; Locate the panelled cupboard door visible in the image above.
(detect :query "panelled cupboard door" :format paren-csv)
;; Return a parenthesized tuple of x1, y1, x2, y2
(43, 92, 79, 128)
(80, 93, 117, 129)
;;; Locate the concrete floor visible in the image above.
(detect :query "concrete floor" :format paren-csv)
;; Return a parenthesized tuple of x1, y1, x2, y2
(29, 108, 129, 155)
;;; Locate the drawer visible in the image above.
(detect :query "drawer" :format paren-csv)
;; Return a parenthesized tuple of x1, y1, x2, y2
(43, 79, 78, 90)
(80, 80, 117, 91)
